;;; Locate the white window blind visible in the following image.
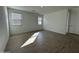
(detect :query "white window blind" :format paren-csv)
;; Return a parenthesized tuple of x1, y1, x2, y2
(10, 13, 22, 25)
(38, 16, 42, 25)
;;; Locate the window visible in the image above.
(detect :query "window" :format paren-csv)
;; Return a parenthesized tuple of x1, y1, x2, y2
(10, 13, 22, 25)
(38, 16, 42, 25)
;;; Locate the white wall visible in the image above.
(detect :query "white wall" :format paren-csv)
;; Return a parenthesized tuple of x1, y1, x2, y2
(8, 8, 43, 35)
(0, 7, 9, 52)
(69, 8, 79, 34)
(43, 9, 68, 34)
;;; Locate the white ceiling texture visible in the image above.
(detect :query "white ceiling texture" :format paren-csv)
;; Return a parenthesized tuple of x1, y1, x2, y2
(8, 6, 77, 15)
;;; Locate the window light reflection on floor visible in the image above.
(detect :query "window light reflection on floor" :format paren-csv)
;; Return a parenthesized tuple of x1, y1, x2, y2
(20, 32, 39, 48)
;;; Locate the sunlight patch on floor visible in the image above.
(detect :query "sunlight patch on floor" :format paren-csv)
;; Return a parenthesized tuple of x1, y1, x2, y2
(20, 32, 39, 48)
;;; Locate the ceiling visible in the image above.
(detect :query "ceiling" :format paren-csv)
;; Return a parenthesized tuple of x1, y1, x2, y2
(8, 6, 77, 15)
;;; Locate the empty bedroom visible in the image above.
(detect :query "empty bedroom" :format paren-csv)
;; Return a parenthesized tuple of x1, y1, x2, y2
(0, 6, 79, 53)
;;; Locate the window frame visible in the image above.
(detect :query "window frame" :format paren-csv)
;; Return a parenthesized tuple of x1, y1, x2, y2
(38, 16, 42, 25)
(10, 12, 22, 26)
